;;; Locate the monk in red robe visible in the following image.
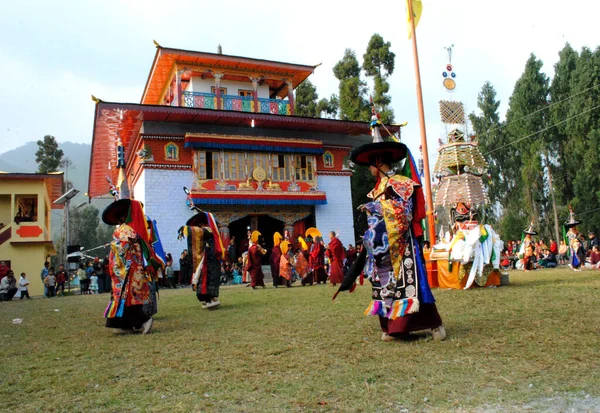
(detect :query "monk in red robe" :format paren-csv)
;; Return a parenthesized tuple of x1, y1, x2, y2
(270, 232, 283, 287)
(310, 237, 327, 284)
(248, 230, 266, 289)
(326, 231, 346, 286)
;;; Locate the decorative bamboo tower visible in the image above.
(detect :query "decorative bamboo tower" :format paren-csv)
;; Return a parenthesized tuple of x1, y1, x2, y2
(432, 46, 489, 219)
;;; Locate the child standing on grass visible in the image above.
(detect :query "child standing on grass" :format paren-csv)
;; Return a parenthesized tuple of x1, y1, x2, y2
(232, 264, 242, 285)
(165, 262, 177, 288)
(44, 268, 56, 297)
(90, 272, 99, 294)
(19, 272, 31, 299)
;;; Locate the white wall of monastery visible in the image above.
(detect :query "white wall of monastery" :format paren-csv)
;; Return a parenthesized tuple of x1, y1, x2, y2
(315, 175, 355, 247)
(143, 169, 196, 271)
(188, 77, 270, 99)
(142, 170, 355, 269)
(133, 170, 146, 206)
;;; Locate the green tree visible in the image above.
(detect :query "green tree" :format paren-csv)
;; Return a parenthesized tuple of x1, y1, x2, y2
(70, 205, 101, 251)
(316, 95, 339, 118)
(295, 80, 320, 117)
(566, 47, 600, 233)
(333, 49, 369, 122)
(69, 205, 114, 258)
(35, 135, 64, 173)
(363, 34, 395, 123)
(332, 49, 373, 238)
(504, 54, 550, 235)
(469, 82, 512, 209)
(548, 43, 579, 204)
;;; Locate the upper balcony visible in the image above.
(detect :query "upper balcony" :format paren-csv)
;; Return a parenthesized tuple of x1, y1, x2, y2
(142, 45, 319, 116)
(180, 92, 291, 115)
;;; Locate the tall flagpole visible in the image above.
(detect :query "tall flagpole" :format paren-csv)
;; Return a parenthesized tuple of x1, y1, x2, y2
(407, 0, 436, 245)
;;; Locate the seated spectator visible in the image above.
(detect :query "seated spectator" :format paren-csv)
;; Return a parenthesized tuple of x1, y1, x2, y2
(557, 240, 568, 265)
(500, 249, 511, 270)
(538, 249, 557, 268)
(0, 270, 18, 301)
(422, 241, 431, 254)
(585, 245, 600, 270)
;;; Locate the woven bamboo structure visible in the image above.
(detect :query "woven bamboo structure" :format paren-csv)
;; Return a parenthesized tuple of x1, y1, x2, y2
(434, 174, 489, 206)
(433, 130, 490, 207)
(433, 142, 488, 177)
(439, 100, 465, 124)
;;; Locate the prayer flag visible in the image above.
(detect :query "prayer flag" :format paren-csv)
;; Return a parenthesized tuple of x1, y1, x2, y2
(407, 0, 423, 39)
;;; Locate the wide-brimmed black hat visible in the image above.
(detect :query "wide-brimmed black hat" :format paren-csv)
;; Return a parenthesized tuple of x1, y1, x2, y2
(523, 222, 537, 236)
(186, 212, 208, 227)
(102, 199, 131, 225)
(564, 207, 581, 229)
(349, 141, 408, 167)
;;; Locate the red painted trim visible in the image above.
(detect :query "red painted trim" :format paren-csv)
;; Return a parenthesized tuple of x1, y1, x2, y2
(184, 136, 322, 149)
(16, 226, 44, 238)
(191, 192, 326, 201)
(316, 170, 353, 176)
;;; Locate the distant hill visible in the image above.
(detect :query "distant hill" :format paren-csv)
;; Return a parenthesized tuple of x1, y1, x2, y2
(0, 141, 94, 238)
(0, 141, 91, 201)
(0, 159, 19, 172)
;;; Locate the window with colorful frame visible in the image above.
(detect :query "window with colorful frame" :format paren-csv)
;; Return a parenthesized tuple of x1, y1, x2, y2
(196, 151, 214, 180)
(272, 154, 291, 181)
(195, 151, 317, 183)
(238, 89, 253, 97)
(323, 151, 334, 168)
(164, 142, 179, 162)
(294, 155, 315, 182)
(210, 86, 227, 95)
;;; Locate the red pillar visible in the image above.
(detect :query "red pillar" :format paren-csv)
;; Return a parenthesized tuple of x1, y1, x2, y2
(176, 70, 183, 107)
(286, 80, 294, 115)
(251, 78, 259, 113)
(214, 73, 223, 110)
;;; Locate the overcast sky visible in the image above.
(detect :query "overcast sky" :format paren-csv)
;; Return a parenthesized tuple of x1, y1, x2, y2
(1, 0, 599, 160)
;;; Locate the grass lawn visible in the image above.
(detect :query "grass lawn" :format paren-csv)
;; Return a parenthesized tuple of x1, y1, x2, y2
(1, 268, 599, 412)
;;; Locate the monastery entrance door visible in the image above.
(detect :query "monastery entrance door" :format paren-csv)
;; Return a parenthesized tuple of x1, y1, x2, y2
(228, 214, 284, 264)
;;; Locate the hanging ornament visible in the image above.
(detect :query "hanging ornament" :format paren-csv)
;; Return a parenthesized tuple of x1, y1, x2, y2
(443, 45, 456, 91)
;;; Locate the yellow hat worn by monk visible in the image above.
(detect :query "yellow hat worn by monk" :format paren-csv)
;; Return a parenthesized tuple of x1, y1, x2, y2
(273, 232, 282, 247)
(280, 240, 290, 255)
(305, 227, 322, 239)
(251, 230, 261, 244)
(298, 236, 309, 251)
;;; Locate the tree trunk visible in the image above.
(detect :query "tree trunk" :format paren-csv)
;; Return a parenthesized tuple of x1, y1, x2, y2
(546, 154, 560, 243)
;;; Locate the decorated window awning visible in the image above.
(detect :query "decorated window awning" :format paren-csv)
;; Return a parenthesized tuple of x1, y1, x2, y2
(184, 133, 324, 155)
(191, 190, 327, 206)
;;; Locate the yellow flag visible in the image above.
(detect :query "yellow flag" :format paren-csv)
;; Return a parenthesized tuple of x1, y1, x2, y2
(407, 0, 423, 39)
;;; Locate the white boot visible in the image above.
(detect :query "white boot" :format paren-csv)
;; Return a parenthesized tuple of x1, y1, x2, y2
(432, 325, 447, 341)
(141, 317, 154, 335)
(206, 299, 221, 309)
(112, 328, 134, 335)
(381, 332, 397, 342)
